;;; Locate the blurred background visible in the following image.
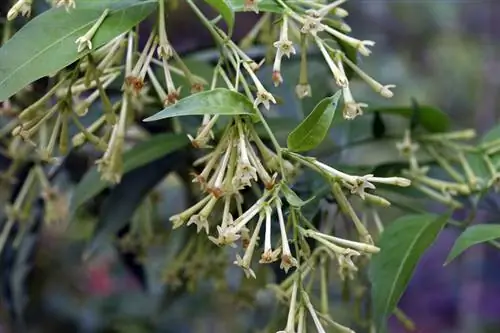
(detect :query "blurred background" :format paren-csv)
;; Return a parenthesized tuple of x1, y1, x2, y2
(1, 0, 500, 332)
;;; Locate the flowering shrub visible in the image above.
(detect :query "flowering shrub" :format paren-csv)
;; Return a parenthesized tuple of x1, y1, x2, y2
(1, 1, 500, 332)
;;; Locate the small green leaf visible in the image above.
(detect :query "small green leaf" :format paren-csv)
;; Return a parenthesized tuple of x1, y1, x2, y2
(481, 124, 500, 144)
(143, 88, 257, 122)
(0, 0, 156, 102)
(367, 105, 450, 133)
(280, 182, 313, 208)
(369, 213, 449, 332)
(228, 0, 298, 13)
(204, 0, 234, 33)
(70, 133, 188, 218)
(445, 224, 500, 265)
(287, 91, 341, 152)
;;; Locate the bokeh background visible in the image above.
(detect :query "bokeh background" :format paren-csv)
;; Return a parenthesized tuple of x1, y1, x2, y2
(1, 1, 500, 332)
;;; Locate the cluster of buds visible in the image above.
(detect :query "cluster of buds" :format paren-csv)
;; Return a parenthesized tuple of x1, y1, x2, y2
(6, 2, 208, 183)
(2, 1, 471, 332)
(242, 0, 397, 120)
(170, 115, 300, 278)
(394, 129, 496, 208)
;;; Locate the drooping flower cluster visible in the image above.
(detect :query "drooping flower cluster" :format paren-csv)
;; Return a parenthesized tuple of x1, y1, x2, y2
(0, 0, 457, 332)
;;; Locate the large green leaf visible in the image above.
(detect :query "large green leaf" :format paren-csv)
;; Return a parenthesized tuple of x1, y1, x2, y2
(0, 0, 156, 102)
(369, 214, 449, 332)
(204, 0, 234, 33)
(143, 88, 258, 121)
(366, 105, 450, 133)
(445, 224, 500, 265)
(287, 91, 341, 152)
(84, 149, 187, 259)
(70, 133, 188, 218)
(339, 138, 433, 168)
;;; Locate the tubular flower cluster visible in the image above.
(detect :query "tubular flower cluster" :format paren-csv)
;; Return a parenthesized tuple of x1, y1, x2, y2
(2, 2, 475, 333)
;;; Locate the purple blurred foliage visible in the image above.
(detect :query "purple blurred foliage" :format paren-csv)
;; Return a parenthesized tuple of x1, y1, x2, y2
(389, 191, 500, 333)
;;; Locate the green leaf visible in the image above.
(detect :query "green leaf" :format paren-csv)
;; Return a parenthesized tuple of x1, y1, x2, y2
(280, 182, 313, 208)
(228, 0, 294, 13)
(369, 213, 449, 332)
(143, 88, 257, 122)
(445, 224, 500, 265)
(70, 133, 188, 218)
(339, 138, 432, 168)
(84, 149, 187, 259)
(204, 0, 234, 33)
(0, 0, 156, 102)
(481, 123, 500, 143)
(367, 105, 450, 133)
(287, 91, 341, 152)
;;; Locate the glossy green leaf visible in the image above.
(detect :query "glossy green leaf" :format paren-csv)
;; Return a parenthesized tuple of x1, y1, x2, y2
(204, 0, 234, 33)
(70, 133, 188, 218)
(85, 150, 186, 259)
(367, 105, 450, 133)
(339, 138, 432, 168)
(445, 224, 500, 265)
(369, 213, 449, 332)
(0, 0, 156, 102)
(143, 88, 257, 122)
(280, 182, 313, 208)
(228, 0, 299, 13)
(481, 123, 500, 143)
(287, 91, 341, 152)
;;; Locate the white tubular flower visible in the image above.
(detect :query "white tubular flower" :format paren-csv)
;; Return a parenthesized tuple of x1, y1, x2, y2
(315, 37, 348, 88)
(348, 174, 376, 199)
(186, 196, 219, 234)
(157, 0, 173, 59)
(342, 84, 367, 120)
(233, 213, 264, 279)
(295, 83, 312, 99)
(300, 14, 324, 36)
(276, 199, 298, 273)
(312, 160, 410, 199)
(260, 204, 280, 263)
(396, 129, 420, 157)
(277, 280, 298, 333)
(75, 9, 110, 52)
(207, 140, 234, 197)
(337, 248, 360, 280)
(193, 131, 232, 185)
(302, 291, 327, 333)
(296, 305, 305, 333)
(208, 197, 240, 246)
(169, 195, 212, 229)
(233, 122, 257, 189)
(246, 137, 273, 187)
(52, 0, 76, 11)
(242, 62, 276, 110)
(323, 24, 375, 57)
(232, 194, 269, 232)
(273, 15, 296, 59)
(187, 115, 219, 149)
(243, 0, 259, 13)
(304, 229, 380, 254)
(341, 55, 396, 98)
(315, 0, 348, 18)
(209, 223, 240, 247)
(7, 0, 32, 20)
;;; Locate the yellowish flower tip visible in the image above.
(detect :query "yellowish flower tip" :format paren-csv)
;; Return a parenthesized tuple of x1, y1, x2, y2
(7, 0, 32, 21)
(244, 0, 259, 14)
